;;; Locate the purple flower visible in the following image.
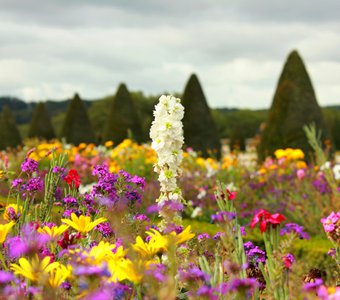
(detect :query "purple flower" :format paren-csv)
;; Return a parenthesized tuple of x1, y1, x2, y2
(196, 285, 218, 300)
(61, 281, 72, 290)
(145, 264, 167, 281)
(133, 214, 150, 222)
(228, 278, 258, 296)
(146, 204, 159, 214)
(213, 232, 223, 240)
(130, 175, 146, 189)
(197, 233, 210, 241)
(63, 195, 78, 205)
(327, 248, 336, 257)
(7, 225, 50, 258)
(63, 208, 81, 218)
(0, 271, 14, 284)
(211, 211, 237, 223)
(163, 224, 183, 234)
(24, 177, 44, 193)
(240, 226, 246, 236)
(280, 223, 310, 239)
(73, 265, 110, 277)
(21, 158, 38, 173)
(180, 266, 210, 282)
(159, 200, 184, 212)
(54, 186, 63, 201)
(243, 241, 255, 251)
(95, 222, 113, 237)
(42, 222, 56, 228)
(11, 178, 23, 188)
(312, 178, 331, 194)
(244, 241, 266, 266)
(303, 278, 323, 291)
(83, 283, 131, 300)
(52, 166, 66, 177)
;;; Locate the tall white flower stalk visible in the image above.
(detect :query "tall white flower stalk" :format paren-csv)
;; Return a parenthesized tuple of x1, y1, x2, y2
(150, 95, 185, 229)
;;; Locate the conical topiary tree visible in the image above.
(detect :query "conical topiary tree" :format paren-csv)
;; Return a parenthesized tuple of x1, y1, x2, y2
(257, 50, 329, 162)
(0, 105, 22, 150)
(60, 93, 96, 145)
(182, 74, 221, 157)
(28, 102, 56, 140)
(104, 83, 143, 144)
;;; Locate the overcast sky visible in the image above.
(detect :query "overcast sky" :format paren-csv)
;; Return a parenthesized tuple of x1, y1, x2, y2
(0, 0, 339, 109)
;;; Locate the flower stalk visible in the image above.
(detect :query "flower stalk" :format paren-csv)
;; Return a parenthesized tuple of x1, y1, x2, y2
(150, 95, 185, 230)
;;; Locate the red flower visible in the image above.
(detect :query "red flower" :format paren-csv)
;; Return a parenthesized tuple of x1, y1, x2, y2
(251, 209, 285, 232)
(226, 189, 237, 200)
(64, 169, 81, 189)
(57, 230, 83, 249)
(283, 253, 295, 269)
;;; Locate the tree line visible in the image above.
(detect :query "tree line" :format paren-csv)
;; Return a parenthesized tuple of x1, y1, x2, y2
(1, 50, 340, 160)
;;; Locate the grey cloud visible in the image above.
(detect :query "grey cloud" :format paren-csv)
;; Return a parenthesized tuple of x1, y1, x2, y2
(0, 0, 339, 108)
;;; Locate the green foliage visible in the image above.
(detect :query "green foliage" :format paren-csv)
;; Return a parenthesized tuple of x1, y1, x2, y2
(60, 93, 96, 145)
(182, 74, 221, 157)
(258, 50, 330, 162)
(88, 96, 112, 143)
(104, 83, 143, 144)
(323, 108, 340, 150)
(130, 91, 158, 142)
(28, 102, 56, 140)
(0, 105, 22, 150)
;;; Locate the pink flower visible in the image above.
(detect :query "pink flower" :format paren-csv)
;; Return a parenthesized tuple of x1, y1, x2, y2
(321, 212, 340, 233)
(296, 169, 306, 180)
(321, 211, 340, 243)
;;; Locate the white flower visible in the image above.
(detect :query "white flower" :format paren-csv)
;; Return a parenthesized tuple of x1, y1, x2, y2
(191, 207, 202, 218)
(320, 161, 331, 170)
(333, 164, 340, 180)
(150, 95, 184, 195)
(150, 95, 185, 227)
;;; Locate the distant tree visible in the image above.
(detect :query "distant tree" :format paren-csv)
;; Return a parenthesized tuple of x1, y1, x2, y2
(324, 109, 340, 150)
(28, 102, 56, 140)
(257, 50, 330, 162)
(0, 106, 22, 150)
(104, 83, 143, 144)
(60, 93, 96, 145)
(331, 114, 340, 150)
(182, 74, 221, 157)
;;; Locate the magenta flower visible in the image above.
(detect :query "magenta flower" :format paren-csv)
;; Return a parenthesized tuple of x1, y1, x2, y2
(283, 253, 295, 269)
(21, 158, 38, 173)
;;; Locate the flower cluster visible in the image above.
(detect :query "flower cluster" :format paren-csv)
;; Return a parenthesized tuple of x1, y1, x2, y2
(244, 241, 266, 267)
(280, 223, 310, 240)
(150, 95, 185, 225)
(321, 211, 340, 243)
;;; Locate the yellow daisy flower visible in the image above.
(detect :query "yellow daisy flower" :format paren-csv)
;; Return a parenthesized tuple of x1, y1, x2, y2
(11, 255, 60, 282)
(0, 221, 15, 244)
(3, 204, 22, 222)
(37, 224, 69, 239)
(61, 213, 106, 234)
